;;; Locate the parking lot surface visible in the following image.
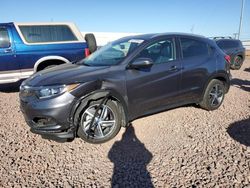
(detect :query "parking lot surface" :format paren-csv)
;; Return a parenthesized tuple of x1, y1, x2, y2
(0, 59, 249, 187)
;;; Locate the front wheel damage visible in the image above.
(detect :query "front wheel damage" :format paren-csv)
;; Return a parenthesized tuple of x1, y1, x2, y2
(74, 93, 123, 144)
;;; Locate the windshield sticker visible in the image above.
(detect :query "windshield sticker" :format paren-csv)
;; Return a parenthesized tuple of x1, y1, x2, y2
(128, 39, 144, 44)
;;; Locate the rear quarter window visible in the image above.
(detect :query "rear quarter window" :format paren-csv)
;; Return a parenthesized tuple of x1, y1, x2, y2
(18, 25, 78, 43)
(180, 38, 209, 58)
(216, 41, 226, 49)
(217, 40, 240, 49)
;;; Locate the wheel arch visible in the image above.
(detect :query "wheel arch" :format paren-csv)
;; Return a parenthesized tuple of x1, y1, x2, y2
(201, 72, 230, 100)
(71, 89, 129, 130)
(34, 56, 70, 72)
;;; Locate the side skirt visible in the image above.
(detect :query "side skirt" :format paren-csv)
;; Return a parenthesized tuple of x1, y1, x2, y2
(0, 69, 33, 84)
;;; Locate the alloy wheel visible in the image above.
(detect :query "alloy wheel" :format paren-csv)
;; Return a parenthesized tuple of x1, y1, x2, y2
(80, 104, 116, 139)
(209, 84, 224, 107)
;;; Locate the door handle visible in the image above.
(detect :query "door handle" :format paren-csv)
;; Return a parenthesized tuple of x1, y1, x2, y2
(4, 48, 12, 53)
(168, 65, 177, 71)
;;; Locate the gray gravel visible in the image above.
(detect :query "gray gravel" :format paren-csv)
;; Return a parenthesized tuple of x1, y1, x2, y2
(0, 59, 250, 187)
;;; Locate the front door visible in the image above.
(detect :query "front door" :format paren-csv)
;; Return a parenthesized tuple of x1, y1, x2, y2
(0, 26, 18, 83)
(126, 38, 182, 118)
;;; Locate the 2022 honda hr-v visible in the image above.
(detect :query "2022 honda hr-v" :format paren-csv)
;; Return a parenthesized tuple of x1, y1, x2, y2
(20, 33, 231, 144)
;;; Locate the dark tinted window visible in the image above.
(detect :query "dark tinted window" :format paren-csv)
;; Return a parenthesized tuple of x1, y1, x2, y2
(0, 28, 10, 48)
(180, 38, 209, 58)
(217, 40, 240, 49)
(19, 25, 77, 43)
(137, 39, 175, 64)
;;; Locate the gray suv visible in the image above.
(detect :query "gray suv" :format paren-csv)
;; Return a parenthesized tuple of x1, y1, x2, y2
(215, 37, 245, 70)
(20, 33, 231, 144)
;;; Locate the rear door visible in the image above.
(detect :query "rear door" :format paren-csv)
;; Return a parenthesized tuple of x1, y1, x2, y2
(0, 26, 18, 83)
(0, 26, 17, 71)
(178, 37, 214, 102)
(126, 37, 182, 117)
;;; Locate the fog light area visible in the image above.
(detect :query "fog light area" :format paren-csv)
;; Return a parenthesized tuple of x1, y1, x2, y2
(33, 117, 57, 127)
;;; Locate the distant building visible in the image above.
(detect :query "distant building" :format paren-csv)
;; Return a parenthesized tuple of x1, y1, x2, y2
(242, 40, 250, 50)
(242, 40, 250, 56)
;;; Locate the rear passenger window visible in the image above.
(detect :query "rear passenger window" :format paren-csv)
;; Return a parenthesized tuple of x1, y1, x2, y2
(217, 40, 240, 49)
(0, 28, 10, 48)
(217, 41, 227, 49)
(18, 25, 78, 43)
(180, 38, 209, 58)
(232, 41, 240, 48)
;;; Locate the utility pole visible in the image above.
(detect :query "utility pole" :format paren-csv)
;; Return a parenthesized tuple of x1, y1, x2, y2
(233, 33, 238, 39)
(238, 0, 245, 39)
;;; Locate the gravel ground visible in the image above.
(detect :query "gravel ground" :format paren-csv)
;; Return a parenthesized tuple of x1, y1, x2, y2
(0, 59, 250, 187)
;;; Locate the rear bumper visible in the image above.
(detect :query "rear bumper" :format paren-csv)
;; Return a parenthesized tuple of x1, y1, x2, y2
(20, 92, 77, 142)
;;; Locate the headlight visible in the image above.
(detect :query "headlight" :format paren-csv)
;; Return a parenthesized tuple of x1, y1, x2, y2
(36, 84, 79, 99)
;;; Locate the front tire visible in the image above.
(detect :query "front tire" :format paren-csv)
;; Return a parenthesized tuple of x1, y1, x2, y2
(77, 99, 122, 144)
(199, 79, 225, 111)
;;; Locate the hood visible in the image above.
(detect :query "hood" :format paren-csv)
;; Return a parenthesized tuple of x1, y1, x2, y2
(24, 63, 110, 86)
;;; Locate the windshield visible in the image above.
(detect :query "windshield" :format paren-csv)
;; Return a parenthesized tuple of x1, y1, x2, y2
(78, 37, 145, 66)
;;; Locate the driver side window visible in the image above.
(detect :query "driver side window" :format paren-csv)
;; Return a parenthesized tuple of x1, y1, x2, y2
(0, 28, 10, 48)
(137, 38, 175, 64)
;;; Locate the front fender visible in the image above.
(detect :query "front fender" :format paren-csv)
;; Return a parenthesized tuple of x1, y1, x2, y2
(69, 81, 129, 129)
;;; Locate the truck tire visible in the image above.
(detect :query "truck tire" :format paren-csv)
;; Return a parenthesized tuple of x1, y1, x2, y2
(85, 33, 97, 54)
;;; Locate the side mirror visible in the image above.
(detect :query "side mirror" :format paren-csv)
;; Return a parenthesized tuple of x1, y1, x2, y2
(129, 58, 153, 69)
(0, 40, 11, 48)
(120, 44, 125, 49)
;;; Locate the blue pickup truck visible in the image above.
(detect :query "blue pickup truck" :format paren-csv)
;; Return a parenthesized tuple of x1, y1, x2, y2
(0, 22, 96, 84)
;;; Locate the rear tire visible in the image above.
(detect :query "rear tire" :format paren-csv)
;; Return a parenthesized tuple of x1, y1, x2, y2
(77, 99, 122, 144)
(231, 55, 243, 70)
(199, 79, 225, 111)
(85, 33, 97, 54)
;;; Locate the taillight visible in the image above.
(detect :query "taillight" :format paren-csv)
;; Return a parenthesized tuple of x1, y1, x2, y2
(85, 48, 90, 57)
(225, 55, 231, 64)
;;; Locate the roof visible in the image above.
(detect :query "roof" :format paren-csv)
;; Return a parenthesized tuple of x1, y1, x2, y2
(214, 38, 240, 42)
(1, 22, 76, 25)
(126, 32, 206, 40)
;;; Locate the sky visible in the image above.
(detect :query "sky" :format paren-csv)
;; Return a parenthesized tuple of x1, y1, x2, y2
(1, 0, 250, 40)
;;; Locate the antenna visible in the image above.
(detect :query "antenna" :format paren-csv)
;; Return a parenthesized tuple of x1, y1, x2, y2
(190, 25, 195, 33)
